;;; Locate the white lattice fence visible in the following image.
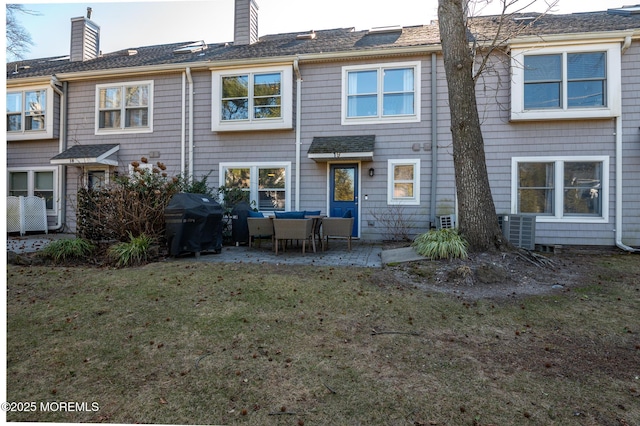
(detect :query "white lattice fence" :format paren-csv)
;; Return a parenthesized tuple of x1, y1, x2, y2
(5, 196, 48, 235)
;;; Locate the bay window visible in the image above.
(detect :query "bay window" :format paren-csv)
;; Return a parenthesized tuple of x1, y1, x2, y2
(511, 43, 620, 120)
(6, 87, 54, 140)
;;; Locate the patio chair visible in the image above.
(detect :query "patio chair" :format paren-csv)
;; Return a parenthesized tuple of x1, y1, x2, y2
(273, 218, 315, 254)
(321, 217, 354, 251)
(247, 217, 274, 249)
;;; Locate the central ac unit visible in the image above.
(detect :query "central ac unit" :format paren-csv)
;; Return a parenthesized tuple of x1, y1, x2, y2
(499, 214, 536, 250)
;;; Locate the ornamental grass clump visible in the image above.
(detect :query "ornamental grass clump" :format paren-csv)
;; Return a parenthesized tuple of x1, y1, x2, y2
(40, 238, 95, 263)
(412, 228, 468, 260)
(108, 233, 154, 267)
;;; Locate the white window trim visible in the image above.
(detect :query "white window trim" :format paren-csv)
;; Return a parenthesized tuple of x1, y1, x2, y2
(511, 43, 621, 121)
(511, 156, 609, 223)
(219, 162, 292, 211)
(212, 65, 293, 132)
(387, 159, 421, 205)
(7, 166, 59, 214)
(341, 61, 421, 126)
(6, 85, 55, 141)
(95, 80, 154, 135)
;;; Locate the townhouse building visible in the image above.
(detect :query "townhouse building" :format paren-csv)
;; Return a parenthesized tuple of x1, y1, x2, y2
(7, 1, 640, 249)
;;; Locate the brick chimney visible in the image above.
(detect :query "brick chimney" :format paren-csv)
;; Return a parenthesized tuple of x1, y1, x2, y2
(70, 10, 100, 62)
(234, 0, 259, 46)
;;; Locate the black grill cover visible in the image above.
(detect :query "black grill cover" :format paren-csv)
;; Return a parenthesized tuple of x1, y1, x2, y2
(165, 193, 223, 256)
(232, 201, 251, 244)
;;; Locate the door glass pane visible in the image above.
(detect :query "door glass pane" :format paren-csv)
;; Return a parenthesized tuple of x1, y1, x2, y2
(564, 162, 601, 215)
(333, 168, 355, 201)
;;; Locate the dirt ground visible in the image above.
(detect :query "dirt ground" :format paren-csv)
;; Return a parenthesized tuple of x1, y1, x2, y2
(381, 245, 632, 300)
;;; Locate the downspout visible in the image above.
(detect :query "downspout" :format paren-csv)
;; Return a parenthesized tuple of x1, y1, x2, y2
(615, 36, 638, 252)
(186, 67, 194, 183)
(181, 71, 186, 177)
(429, 53, 438, 228)
(294, 58, 302, 211)
(50, 77, 66, 231)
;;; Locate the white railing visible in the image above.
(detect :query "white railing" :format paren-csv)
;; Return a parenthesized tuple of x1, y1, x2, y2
(6, 196, 48, 235)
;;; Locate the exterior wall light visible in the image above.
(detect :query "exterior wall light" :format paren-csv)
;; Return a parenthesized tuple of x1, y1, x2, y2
(368, 168, 375, 177)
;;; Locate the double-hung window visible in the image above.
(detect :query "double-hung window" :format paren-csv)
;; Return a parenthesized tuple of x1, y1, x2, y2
(512, 156, 609, 222)
(212, 66, 293, 131)
(220, 162, 291, 211)
(8, 168, 57, 211)
(511, 43, 620, 120)
(6, 87, 54, 140)
(96, 81, 153, 134)
(343, 61, 421, 125)
(387, 159, 421, 205)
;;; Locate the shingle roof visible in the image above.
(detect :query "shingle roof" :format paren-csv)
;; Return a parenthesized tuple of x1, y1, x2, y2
(308, 135, 375, 161)
(7, 10, 640, 80)
(50, 143, 119, 165)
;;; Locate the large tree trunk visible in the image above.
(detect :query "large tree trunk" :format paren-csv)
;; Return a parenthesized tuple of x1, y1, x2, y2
(438, 0, 507, 252)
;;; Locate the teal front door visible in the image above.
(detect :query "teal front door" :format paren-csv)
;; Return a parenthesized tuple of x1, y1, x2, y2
(329, 163, 358, 237)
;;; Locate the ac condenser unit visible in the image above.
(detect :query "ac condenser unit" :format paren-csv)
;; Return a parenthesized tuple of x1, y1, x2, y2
(499, 214, 536, 250)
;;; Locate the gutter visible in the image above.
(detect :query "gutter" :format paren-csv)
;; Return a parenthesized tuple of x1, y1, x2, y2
(429, 53, 438, 227)
(294, 58, 302, 211)
(614, 36, 638, 253)
(186, 67, 194, 183)
(50, 77, 66, 231)
(181, 71, 186, 177)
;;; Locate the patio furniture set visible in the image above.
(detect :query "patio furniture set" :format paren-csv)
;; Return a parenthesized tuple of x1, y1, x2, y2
(246, 212, 354, 254)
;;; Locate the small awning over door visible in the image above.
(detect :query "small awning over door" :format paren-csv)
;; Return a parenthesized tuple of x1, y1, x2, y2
(50, 144, 119, 166)
(307, 135, 375, 162)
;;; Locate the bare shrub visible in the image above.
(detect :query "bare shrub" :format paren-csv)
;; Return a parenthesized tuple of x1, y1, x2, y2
(370, 205, 416, 241)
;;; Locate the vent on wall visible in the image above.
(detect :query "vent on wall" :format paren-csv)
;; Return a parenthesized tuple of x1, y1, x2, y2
(499, 214, 536, 250)
(436, 214, 456, 229)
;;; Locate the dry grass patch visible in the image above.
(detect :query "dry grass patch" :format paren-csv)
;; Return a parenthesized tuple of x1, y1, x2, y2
(6, 256, 640, 425)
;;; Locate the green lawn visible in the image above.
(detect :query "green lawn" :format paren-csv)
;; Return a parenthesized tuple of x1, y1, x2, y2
(6, 257, 640, 425)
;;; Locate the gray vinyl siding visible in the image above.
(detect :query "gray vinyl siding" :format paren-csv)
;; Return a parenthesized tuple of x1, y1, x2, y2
(66, 74, 184, 171)
(297, 58, 434, 240)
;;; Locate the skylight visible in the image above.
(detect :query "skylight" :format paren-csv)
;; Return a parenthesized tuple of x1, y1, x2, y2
(607, 5, 640, 16)
(367, 25, 403, 35)
(173, 41, 208, 54)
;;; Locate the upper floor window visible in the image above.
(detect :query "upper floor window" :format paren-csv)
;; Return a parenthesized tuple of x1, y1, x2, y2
(212, 66, 293, 131)
(512, 156, 609, 223)
(6, 86, 54, 140)
(342, 61, 421, 125)
(387, 159, 421, 205)
(511, 43, 620, 121)
(524, 52, 606, 109)
(96, 81, 153, 134)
